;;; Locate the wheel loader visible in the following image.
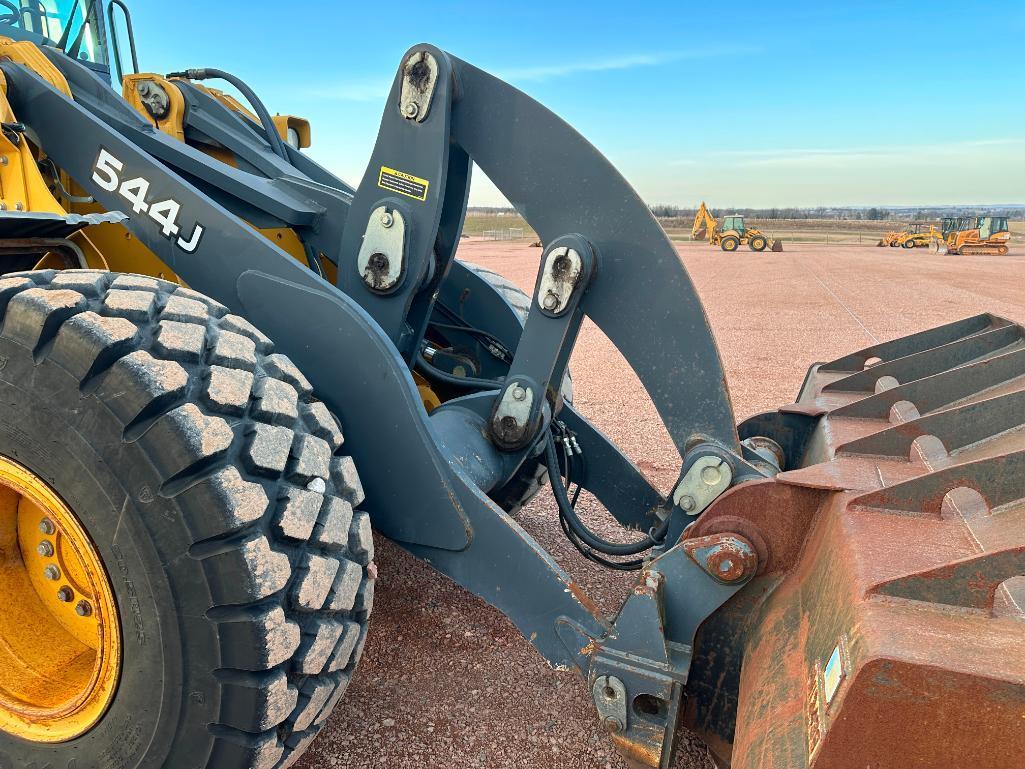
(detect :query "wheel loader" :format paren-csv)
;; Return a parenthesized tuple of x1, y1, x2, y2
(0, 4, 1020, 769)
(932, 215, 1012, 255)
(691, 201, 783, 252)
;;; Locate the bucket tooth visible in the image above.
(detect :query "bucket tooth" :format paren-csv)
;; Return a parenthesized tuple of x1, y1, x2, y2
(685, 315, 1025, 769)
(821, 322, 1025, 393)
(835, 388, 1025, 459)
(816, 313, 1006, 374)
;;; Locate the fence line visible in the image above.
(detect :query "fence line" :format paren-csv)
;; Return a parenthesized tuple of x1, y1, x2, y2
(482, 228, 525, 241)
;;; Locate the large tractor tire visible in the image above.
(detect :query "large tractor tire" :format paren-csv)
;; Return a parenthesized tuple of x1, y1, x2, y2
(748, 235, 768, 252)
(720, 236, 740, 252)
(0, 270, 374, 769)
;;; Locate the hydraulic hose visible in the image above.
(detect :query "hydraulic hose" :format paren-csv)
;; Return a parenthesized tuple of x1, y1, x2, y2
(415, 352, 503, 390)
(165, 67, 289, 161)
(544, 433, 665, 556)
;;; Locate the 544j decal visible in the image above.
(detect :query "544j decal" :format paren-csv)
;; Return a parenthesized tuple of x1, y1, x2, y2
(92, 148, 206, 253)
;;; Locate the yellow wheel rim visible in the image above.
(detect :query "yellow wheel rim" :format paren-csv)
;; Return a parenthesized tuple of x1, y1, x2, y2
(0, 456, 120, 742)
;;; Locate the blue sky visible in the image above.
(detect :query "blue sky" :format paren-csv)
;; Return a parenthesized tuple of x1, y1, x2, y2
(132, 1, 1025, 208)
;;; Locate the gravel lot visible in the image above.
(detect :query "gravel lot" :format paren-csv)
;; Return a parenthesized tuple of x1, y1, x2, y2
(298, 240, 1025, 769)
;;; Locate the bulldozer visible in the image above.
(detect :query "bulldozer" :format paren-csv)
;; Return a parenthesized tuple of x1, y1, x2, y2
(933, 215, 1012, 255)
(0, 4, 1019, 769)
(691, 201, 783, 252)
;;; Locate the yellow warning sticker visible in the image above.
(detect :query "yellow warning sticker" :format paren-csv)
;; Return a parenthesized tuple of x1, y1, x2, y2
(378, 166, 429, 201)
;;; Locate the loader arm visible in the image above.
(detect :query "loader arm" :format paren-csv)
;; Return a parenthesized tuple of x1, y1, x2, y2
(0, 45, 768, 767)
(0, 34, 1015, 769)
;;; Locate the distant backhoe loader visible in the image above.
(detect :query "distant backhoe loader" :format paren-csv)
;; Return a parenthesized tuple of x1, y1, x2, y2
(0, 4, 1017, 769)
(877, 229, 901, 247)
(933, 215, 1011, 255)
(692, 201, 783, 251)
(898, 222, 944, 249)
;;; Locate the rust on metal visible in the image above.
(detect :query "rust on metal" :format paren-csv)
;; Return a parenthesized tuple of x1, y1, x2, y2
(609, 731, 662, 768)
(686, 315, 1025, 769)
(681, 533, 757, 584)
(566, 580, 606, 618)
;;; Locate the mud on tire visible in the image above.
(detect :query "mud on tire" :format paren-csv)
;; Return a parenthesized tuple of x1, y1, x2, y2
(0, 270, 374, 769)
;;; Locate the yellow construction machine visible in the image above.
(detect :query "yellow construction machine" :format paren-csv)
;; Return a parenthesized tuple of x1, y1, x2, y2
(0, 5, 1020, 769)
(877, 229, 901, 247)
(691, 201, 783, 252)
(933, 215, 1011, 255)
(897, 222, 945, 249)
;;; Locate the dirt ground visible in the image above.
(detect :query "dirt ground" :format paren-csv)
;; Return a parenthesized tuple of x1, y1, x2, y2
(298, 240, 1025, 769)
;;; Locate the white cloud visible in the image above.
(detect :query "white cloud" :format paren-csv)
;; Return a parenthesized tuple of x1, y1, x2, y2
(712, 138, 1025, 168)
(300, 45, 758, 101)
(497, 45, 758, 82)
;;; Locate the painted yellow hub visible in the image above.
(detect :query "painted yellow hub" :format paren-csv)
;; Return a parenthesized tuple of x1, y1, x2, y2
(0, 456, 120, 742)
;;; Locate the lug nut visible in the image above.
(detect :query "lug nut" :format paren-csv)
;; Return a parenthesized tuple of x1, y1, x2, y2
(43, 565, 61, 581)
(37, 541, 54, 558)
(512, 385, 526, 401)
(56, 586, 74, 603)
(75, 600, 92, 617)
(39, 518, 55, 535)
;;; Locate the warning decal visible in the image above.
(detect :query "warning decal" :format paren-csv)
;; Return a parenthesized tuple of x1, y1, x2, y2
(378, 166, 429, 201)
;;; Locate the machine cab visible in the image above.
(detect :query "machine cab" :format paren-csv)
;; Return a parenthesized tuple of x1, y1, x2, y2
(0, 1, 137, 84)
(722, 215, 746, 234)
(979, 216, 1009, 239)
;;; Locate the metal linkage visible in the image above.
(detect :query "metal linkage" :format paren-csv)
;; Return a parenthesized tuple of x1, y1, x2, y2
(357, 205, 406, 293)
(6, 45, 776, 769)
(339, 47, 468, 362)
(489, 235, 595, 450)
(558, 533, 758, 768)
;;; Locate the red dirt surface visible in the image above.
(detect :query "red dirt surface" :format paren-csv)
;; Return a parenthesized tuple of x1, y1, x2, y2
(298, 240, 1025, 769)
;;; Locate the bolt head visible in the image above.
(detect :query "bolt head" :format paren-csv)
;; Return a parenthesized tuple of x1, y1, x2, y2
(678, 494, 697, 512)
(603, 716, 624, 734)
(542, 292, 559, 311)
(43, 565, 60, 581)
(56, 587, 73, 603)
(379, 211, 394, 228)
(718, 558, 734, 574)
(511, 385, 526, 401)
(404, 102, 419, 118)
(701, 465, 723, 485)
(75, 600, 92, 617)
(38, 518, 55, 535)
(37, 541, 54, 558)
